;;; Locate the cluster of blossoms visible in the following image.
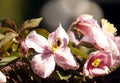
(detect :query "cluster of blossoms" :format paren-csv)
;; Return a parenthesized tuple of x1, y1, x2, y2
(0, 14, 120, 82)
(25, 14, 120, 78)
(71, 15, 120, 77)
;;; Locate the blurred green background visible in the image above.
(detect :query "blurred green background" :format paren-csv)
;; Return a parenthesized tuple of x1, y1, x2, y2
(0, 0, 46, 27)
(0, 0, 29, 26)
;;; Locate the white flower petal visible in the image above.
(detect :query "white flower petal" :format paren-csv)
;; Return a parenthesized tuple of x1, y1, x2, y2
(91, 66, 109, 76)
(54, 47, 79, 70)
(69, 31, 79, 45)
(25, 31, 49, 53)
(0, 71, 6, 83)
(31, 54, 55, 78)
(48, 24, 69, 48)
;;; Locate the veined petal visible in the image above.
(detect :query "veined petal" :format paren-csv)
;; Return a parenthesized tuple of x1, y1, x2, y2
(31, 53, 55, 78)
(92, 27, 110, 49)
(25, 31, 49, 53)
(90, 66, 109, 76)
(107, 38, 120, 66)
(114, 36, 120, 52)
(75, 14, 101, 35)
(81, 27, 110, 49)
(0, 71, 6, 83)
(48, 24, 69, 48)
(54, 47, 79, 70)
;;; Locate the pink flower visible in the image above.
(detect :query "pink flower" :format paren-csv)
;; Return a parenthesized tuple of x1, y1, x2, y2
(0, 71, 6, 83)
(83, 51, 112, 77)
(25, 24, 79, 78)
(75, 14, 110, 49)
(75, 14, 120, 66)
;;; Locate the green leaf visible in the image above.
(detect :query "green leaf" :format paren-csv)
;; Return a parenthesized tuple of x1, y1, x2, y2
(78, 41, 94, 48)
(0, 32, 18, 48)
(78, 41, 97, 55)
(36, 28, 49, 38)
(11, 43, 19, 52)
(0, 53, 20, 67)
(56, 70, 71, 80)
(79, 46, 96, 55)
(70, 46, 88, 59)
(0, 41, 13, 53)
(21, 17, 43, 30)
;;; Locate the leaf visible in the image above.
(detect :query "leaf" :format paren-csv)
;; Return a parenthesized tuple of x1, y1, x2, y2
(78, 41, 97, 55)
(78, 41, 94, 48)
(0, 41, 13, 53)
(56, 70, 71, 80)
(0, 19, 16, 31)
(0, 27, 16, 33)
(0, 32, 18, 48)
(36, 28, 49, 38)
(0, 53, 20, 67)
(79, 46, 96, 55)
(11, 43, 19, 52)
(21, 17, 43, 30)
(70, 46, 88, 59)
(0, 33, 5, 40)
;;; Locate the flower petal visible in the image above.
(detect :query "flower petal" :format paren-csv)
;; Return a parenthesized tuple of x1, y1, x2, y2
(75, 14, 101, 35)
(101, 19, 117, 37)
(90, 66, 109, 76)
(114, 36, 120, 52)
(54, 47, 79, 70)
(31, 53, 55, 78)
(0, 71, 6, 83)
(69, 31, 79, 45)
(80, 24, 110, 50)
(76, 15, 110, 49)
(108, 37, 120, 66)
(48, 24, 69, 48)
(25, 31, 49, 53)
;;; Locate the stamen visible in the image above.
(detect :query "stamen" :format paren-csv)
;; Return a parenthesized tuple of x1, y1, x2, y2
(56, 38, 61, 47)
(91, 59, 101, 67)
(51, 38, 61, 52)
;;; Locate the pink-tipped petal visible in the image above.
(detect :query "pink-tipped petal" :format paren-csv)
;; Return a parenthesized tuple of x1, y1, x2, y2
(25, 31, 49, 53)
(48, 24, 69, 48)
(31, 54, 55, 78)
(76, 14, 101, 35)
(54, 47, 79, 70)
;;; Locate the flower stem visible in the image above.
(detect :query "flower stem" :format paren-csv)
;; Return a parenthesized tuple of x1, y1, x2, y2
(67, 22, 77, 34)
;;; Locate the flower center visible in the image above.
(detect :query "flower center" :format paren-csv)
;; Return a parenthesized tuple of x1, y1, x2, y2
(52, 38, 61, 52)
(91, 59, 101, 67)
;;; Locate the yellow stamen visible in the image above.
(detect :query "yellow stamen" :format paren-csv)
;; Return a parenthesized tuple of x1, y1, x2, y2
(91, 59, 101, 67)
(52, 43, 58, 51)
(51, 38, 61, 52)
